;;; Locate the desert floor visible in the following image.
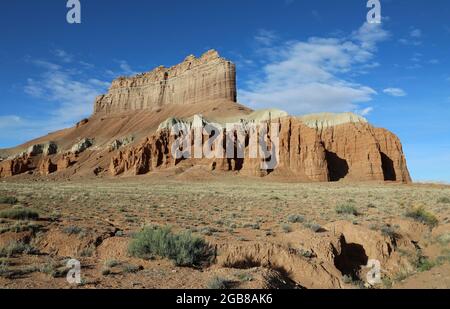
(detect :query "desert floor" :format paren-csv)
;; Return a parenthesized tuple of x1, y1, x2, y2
(0, 174, 449, 289)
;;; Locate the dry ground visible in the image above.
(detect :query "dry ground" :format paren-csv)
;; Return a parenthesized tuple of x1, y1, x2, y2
(0, 174, 449, 289)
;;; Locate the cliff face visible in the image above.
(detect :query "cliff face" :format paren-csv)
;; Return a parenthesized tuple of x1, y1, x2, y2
(94, 50, 237, 115)
(0, 50, 412, 183)
(107, 116, 411, 183)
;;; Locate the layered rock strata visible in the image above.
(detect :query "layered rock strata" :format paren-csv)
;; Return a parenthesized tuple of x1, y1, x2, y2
(94, 50, 237, 115)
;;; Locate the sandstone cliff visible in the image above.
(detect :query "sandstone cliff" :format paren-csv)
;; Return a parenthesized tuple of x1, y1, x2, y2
(0, 50, 411, 183)
(94, 50, 237, 115)
(107, 115, 411, 183)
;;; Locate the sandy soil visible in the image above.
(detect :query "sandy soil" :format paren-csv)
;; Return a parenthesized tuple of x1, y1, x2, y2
(0, 173, 449, 289)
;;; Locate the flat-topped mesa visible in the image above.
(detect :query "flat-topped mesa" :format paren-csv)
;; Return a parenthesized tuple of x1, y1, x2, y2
(94, 50, 237, 115)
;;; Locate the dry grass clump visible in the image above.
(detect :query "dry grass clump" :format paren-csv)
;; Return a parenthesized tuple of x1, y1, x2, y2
(405, 206, 438, 228)
(128, 225, 215, 267)
(0, 208, 39, 220)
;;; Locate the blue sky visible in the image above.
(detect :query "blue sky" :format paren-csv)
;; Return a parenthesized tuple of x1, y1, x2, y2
(0, 0, 449, 182)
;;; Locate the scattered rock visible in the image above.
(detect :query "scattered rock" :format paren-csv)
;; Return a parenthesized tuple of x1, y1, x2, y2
(76, 118, 89, 128)
(71, 138, 94, 155)
(109, 136, 135, 152)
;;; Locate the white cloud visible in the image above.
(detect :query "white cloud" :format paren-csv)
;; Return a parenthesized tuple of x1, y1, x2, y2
(357, 106, 374, 116)
(106, 60, 139, 77)
(239, 23, 388, 115)
(53, 49, 74, 63)
(0, 115, 23, 129)
(383, 88, 407, 97)
(410, 28, 422, 38)
(352, 22, 390, 50)
(1, 52, 140, 147)
(399, 28, 423, 46)
(117, 60, 138, 76)
(254, 29, 279, 46)
(25, 64, 109, 124)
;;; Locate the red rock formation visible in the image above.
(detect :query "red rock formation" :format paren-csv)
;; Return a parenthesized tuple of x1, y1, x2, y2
(39, 158, 57, 176)
(0, 156, 30, 178)
(57, 155, 74, 170)
(108, 116, 411, 183)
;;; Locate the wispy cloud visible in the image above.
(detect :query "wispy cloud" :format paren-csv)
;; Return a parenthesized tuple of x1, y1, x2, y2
(0, 49, 131, 147)
(254, 29, 279, 46)
(52, 49, 74, 63)
(284, 0, 295, 6)
(106, 60, 139, 77)
(356, 106, 374, 116)
(383, 87, 407, 97)
(399, 27, 423, 46)
(25, 62, 108, 124)
(410, 28, 422, 38)
(239, 23, 389, 115)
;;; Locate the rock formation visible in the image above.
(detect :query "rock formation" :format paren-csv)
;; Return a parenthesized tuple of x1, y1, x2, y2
(94, 50, 237, 115)
(108, 115, 411, 182)
(0, 50, 411, 182)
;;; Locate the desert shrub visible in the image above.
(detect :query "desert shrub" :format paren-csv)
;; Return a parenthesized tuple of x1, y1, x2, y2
(0, 265, 39, 279)
(128, 226, 214, 267)
(437, 197, 450, 204)
(303, 222, 322, 233)
(200, 227, 218, 236)
(0, 196, 18, 205)
(40, 260, 68, 278)
(207, 276, 230, 289)
(243, 223, 260, 230)
(287, 215, 305, 223)
(101, 268, 111, 276)
(0, 241, 37, 258)
(380, 225, 398, 239)
(0, 222, 43, 234)
(122, 264, 142, 273)
(0, 208, 39, 220)
(105, 259, 120, 268)
(310, 224, 322, 233)
(335, 204, 358, 216)
(281, 224, 292, 233)
(236, 273, 253, 282)
(296, 248, 315, 258)
(80, 245, 95, 257)
(437, 233, 450, 246)
(405, 206, 438, 228)
(413, 253, 436, 272)
(63, 226, 83, 235)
